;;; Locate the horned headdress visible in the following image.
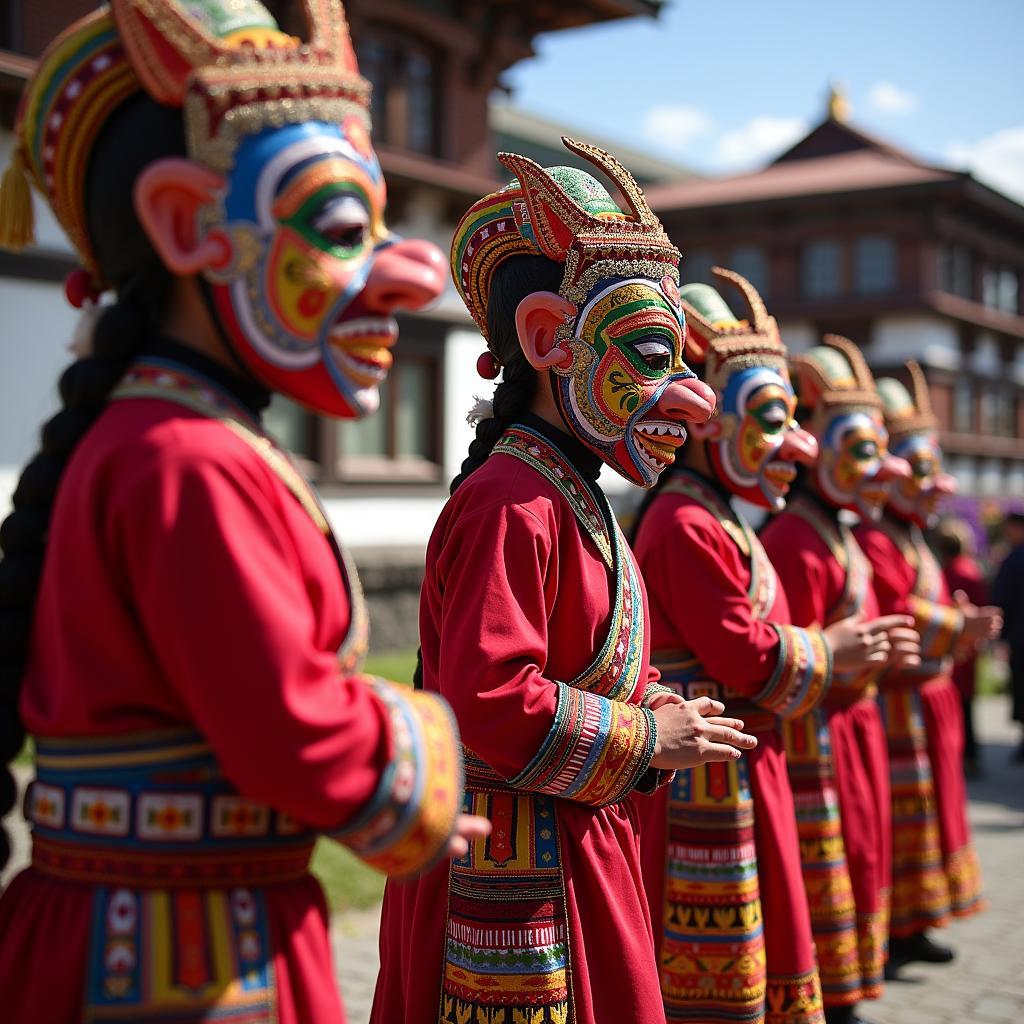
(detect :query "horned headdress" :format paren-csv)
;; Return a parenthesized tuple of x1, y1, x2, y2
(451, 136, 681, 342)
(678, 267, 787, 392)
(789, 334, 882, 430)
(876, 360, 939, 443)
(0, 0, 369, 282)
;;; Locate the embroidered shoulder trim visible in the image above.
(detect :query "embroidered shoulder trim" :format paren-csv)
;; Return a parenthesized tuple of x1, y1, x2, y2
(111, 358, 369, 673)
(787, 497, 872, 626)
(660, 470, 777, 618)
(493, 425, 612, 568)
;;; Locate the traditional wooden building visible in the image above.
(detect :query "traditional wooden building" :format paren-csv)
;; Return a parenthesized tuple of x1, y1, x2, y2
(646, 93, 1024, 504)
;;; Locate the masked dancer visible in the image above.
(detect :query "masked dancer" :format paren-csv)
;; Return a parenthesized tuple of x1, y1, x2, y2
(372, 142, 757, 1024)
(632, 272, 910, 1024)
(761, 336, 920, 1024)
(0, 3, 482, 1021)
(856, 363, 999, 968)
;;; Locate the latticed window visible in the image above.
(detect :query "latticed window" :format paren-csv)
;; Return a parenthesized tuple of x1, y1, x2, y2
(356, 28, 442, 158)
(854, 236, 896, 294)
(801, 240, 842, 298)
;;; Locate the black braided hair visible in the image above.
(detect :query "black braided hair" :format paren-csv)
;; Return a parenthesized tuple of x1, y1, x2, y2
(0, 93, 185, 869)
(413, 253, 563, 689)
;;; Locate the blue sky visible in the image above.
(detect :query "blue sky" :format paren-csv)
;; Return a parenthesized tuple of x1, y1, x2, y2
(502, 0, 1024, 201)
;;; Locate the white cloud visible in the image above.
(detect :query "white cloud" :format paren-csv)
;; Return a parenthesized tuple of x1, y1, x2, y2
(711, 116, 809, 171)
(640, 105, 714, 155)
(946, 126, 1024, 204)
(867, 81, 919, 116)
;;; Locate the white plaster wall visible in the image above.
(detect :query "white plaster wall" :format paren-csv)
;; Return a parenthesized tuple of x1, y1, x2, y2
(867, 314, 961, 370)
(968, 332, 1002, 377)
(0, 279, 80, 514)
(977, 457, 1004, 497)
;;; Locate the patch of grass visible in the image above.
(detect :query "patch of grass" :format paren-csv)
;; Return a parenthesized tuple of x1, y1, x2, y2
(363, 649, 418, 688)
(975, 651, 1010, 697)
(310, 648, 419, 911)
(311, 837, 387, 912)
(13, 737, 33, 767)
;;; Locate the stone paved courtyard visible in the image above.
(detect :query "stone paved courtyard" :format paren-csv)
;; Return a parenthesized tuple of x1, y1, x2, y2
(4, 696, 1023, 1023)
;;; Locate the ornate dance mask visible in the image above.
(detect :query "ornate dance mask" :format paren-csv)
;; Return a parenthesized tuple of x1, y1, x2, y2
(680, 269, 817, 510)
(789, 336, 909, 520)
(452, 138, 715, 487)
(877, 363, 955, 527)
(0, 0, 443, 419)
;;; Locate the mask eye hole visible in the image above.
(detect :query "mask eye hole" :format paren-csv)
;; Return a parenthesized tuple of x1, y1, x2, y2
(312, 195, 370, 251)
(633, 337, 672, 373)
(754, 401, 789, 432)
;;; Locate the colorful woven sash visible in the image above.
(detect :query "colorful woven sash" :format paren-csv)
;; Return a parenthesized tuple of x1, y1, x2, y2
(440, 425, 649, 1024)
(778, 498, 885, 1006)
(28, 730, 315, 888)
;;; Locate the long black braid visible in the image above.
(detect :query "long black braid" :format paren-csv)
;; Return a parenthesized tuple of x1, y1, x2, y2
(0, 94, 185, 869)
(413, 253, 563, 689)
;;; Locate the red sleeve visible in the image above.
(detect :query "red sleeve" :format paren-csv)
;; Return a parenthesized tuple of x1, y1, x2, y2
(858, 524, 962, 682)
(761, 514, 833, 629)
(642, 503, 831, 716)
(856, 525, 912, 616)
(109, 440, 461, 878)
(431, 497, 656, 807)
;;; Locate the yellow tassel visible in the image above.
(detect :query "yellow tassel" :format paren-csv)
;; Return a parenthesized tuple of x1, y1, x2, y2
(0, 146, 36, 251)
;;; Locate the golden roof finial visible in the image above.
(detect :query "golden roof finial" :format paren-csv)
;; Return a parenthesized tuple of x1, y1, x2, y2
(828, 81, 851, 122)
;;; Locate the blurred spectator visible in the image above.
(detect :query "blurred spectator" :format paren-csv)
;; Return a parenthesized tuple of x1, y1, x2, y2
(992, 511, 1024, 764)
(936, 518, 989, 777)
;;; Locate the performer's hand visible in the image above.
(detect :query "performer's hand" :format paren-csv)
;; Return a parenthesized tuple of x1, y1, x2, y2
(646, 690, 723, 713)
(650, 697, 757, 770)
(446, 814, 492, 859)
(886, 625, 922, 671)
(825, 613, 913, 672)
(955, 591, 1003, 647)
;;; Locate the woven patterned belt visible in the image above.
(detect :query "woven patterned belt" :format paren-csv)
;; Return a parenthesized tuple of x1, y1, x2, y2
(653, 653, 779, 734)
(27, 730, 315, 887)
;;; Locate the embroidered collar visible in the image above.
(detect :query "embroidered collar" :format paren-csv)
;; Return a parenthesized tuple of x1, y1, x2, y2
(145, 337, 270, 419)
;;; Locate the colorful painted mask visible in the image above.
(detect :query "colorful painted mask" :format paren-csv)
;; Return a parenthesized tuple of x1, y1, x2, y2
(680, 270, 818, 510)
(790, 336, 908, 520)
(451, 139, 713, 487)
(1, 0, 444, 419)
(878, 363, 955, 528)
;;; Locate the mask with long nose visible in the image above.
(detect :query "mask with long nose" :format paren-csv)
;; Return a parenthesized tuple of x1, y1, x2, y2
(790, 336, 911, 521)
(97, 0, 443, 419)
(877, 363, 956, 528)
(452, 138, 715, 487)
(679, 269, 817, 510)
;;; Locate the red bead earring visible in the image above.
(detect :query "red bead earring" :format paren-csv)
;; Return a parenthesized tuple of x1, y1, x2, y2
(476, 351, 501, 380)
(64, 267, 102, 309)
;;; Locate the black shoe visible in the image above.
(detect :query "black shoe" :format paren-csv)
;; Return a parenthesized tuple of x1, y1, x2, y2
(825, 1006, 876, 1024)
(889, 930, 956, 964)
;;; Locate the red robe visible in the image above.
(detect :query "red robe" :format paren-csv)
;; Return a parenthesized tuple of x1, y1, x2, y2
(372, 422, 668, 1024)
(761, 498, 891, 1007)
(856, 516, 984, 930)
(0, 355, 461, 1024)
(633, 471, 830, 1024)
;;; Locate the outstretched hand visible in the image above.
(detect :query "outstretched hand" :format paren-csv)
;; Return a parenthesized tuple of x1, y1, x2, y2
(825, 613, 916, 672)
(650, 694, 758, 771)
(955, 591, 1003, 649)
